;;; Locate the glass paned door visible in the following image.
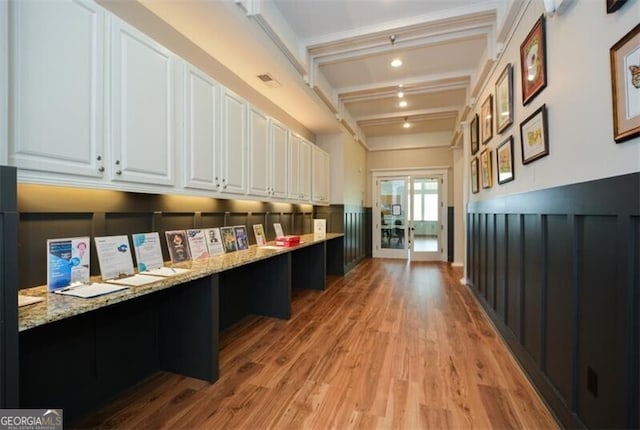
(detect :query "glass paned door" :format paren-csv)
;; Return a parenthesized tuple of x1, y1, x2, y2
(374, 177, 408, 258)
(409, 176, 443, 261)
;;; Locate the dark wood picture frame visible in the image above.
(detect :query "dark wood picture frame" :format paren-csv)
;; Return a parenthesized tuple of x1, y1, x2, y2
(470, 114, 479, 155)
(470, 157, 479, 194)
(607, 0, 627, 13)
(520, 15, 547, 105)
(520, 104, 549, 164)
(495, 63, 514, 134)
(496, 136, 514, 185)
(610, 23, 640, 143)
(481, 94, 493, 145)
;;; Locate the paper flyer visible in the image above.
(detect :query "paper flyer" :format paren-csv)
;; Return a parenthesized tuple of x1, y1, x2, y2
(132, 232, 164, 272)
(234, 225, 249, 250)
(253, 224, 267, 246)
(273, 222, 284, 238)
(314, 219, 327, 239)
(204, 228, 225, 256)
(165, 230, 192, 263)
(186, 229, 210, 260)
(94, 235, 135, 280)
(220, 226, 237, 253)
(47, 236, 90, 291)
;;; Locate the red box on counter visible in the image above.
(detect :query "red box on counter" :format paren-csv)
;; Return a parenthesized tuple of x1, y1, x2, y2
(275, 235, 300, 247)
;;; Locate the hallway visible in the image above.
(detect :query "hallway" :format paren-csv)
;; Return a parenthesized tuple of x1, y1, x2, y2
(76, 259, 558, 429)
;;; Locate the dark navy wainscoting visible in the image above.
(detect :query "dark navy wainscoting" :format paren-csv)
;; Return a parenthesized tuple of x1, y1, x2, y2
(0, 167, 19, 408)
(314, 205, 371, 274)
(466, 172, 639, 429)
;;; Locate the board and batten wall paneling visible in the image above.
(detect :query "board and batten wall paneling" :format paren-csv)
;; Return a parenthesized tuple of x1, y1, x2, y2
(466, 172, 640, 429)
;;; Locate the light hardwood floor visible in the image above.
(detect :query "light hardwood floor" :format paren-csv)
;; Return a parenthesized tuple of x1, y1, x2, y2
(76, 259, 558, 429)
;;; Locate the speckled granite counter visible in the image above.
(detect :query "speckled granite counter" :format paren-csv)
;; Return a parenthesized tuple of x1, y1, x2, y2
(19, 233, 343, 332)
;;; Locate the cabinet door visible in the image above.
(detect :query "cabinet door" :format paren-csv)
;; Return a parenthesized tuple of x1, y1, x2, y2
(220, 89, 246, 194)
(299, 138, 312, 201)
(184, 64, 220, 191)
(312, 147, 330, 203)
(111, 17, 176, 186)
(270, 121, 288, 199)
(288, 134, 301, 199)
(9, 0, 105, 178)
(247, 107, 269, 197)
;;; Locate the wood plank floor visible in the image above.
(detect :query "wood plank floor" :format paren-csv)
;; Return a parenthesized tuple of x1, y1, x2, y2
(75, 259, 558, 429)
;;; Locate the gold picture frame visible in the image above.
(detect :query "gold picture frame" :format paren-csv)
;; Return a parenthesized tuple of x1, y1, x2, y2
(481, 94, 493, 145)
(480, 149, 493, 189)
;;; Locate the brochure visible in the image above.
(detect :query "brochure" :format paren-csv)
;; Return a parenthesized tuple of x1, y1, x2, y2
(132, 232, 164, 272)
(234, 225, 249, 250)
(220, 226, 237, 253)
(94, 235, 135, 280)
(165, 230, 192, 263)
(186, 229, 209, 260)
(314, 219, 327, 239)
(47, 236, 91, 291)
(273, 222, 284, 238)
(253, 224, 267, 246)
(204, 227, 225, 256)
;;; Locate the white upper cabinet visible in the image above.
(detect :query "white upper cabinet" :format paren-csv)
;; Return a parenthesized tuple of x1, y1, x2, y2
(312, 145, 330, 204)
(220, 88, 247, 194)
(247, 106, 270, 197)
(183, 63, 221, 192)
(110, 16, 177, 187)
(248, 109, 289, 199)
(9, 0, 106, 178)
(288, 134, 311, 201)
(270, 120, 288, 199)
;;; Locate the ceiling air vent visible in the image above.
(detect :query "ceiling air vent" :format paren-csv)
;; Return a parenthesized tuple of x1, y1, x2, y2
(257, 73, 281, 88)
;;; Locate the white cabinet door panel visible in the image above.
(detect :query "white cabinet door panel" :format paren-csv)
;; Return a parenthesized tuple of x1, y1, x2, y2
(111, 18, 175, 186)
(271, 121, 288, 199)
(10, 0, 105, 177)
(248, 107, 269, 197)
(221, 89, 246, 194)
(184, 64, 220, 191)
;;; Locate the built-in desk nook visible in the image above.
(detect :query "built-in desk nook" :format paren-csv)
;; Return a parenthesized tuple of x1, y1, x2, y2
(18, 233, 344, 422)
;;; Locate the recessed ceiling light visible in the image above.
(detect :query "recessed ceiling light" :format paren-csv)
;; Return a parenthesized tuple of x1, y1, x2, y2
(390, 58, 403, 68)
(397, 91, 404, 98)
(403, 117, 411, 128)
(399, 100, 408, 108)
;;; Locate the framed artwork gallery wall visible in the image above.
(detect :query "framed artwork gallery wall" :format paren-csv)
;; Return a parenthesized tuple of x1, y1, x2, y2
(464, 1, 639, 429)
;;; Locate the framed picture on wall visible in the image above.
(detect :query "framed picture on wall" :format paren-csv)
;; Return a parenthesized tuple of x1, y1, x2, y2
(481, 94, 493, 144)
(470, 157, 479, 194)
(610, 23, 640, 143)
(520, 15, 547, 105)
(496, 136, 514, 184)
(480, 149, 493, 189)
(495, 63, 514, 134)
(607, 0, 627, 13)
(520, 104, 549, 164)
(391, 204, 401, 216)
(470, 113, 479, 155)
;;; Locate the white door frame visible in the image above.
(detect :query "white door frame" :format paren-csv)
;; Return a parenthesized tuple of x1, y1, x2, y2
(371, 167, 448, 261)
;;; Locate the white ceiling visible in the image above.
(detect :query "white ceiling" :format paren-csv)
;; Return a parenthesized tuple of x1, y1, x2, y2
(140, 0, 524, 150)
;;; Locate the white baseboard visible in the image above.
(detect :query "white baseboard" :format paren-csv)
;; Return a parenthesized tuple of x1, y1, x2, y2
(451, 261, 464, 268)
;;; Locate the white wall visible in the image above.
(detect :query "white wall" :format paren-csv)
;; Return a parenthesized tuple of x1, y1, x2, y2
(316, 132, 367, 206)
(452, 146, 465, 266)
(367, 146, 454, 206)
(367, 131, 452, 151)
(468, 0, 639, 203)
(0, 1, 7, 165)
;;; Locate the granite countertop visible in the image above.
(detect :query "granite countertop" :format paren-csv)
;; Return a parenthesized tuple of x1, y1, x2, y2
(18, 233, 343, 332)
